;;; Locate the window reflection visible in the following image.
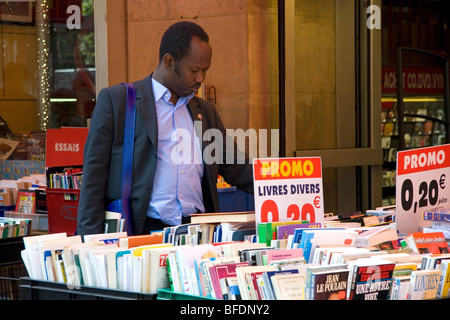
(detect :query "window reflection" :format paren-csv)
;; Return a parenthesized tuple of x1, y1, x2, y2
(0, 0, 95, 161)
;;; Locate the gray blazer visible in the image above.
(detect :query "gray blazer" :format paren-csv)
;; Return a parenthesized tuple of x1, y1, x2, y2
(77, 75, 254, 235)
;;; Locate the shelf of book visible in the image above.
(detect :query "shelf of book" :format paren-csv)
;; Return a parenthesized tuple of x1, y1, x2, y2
(381, 101, 448, 206)
(4, 211, 48, 232)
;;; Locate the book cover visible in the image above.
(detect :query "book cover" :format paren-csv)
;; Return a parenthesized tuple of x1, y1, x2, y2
(262, 269, 299, 300)
(224, 276, 241, 300)
(0, 187, 13, 206)
(167, 251, 182, 292)
(103, 211, 123, 234)
(392, 262, 417, 277)
(269, 257, 307, 271)
(311, 269, 349, 300)
(390, 275, 411, 300)
(407, 269, 442, 300)
(276, 222, 321, 240)
(197, 257, 241, 298)
(420, 254, 450, 270)
(354, 226, 398, 248)
(142, 246, 177, 294)
(249, 270, 269, 300)
(259, 221, 314, 246)
(103, 248, 129, 290)
(265, 248, 304, 265)
(190, 211, 255, 224)
(239, 247, 272, 266)
(15, 189, 35, 214)
(175, 244, 223, 295)
(83, 231, 127, 244)
(305, 264, 348, 300)
(431, 220, 450, 231)
(235, 265, 276, 300)
(347, 258, 396, 300)
(406, 231, 450, 254)
(173, 225, 190, 245)
(271, 273, 306, 300)
(34, 188, 47, 214)
(437, 259, 450, 298)
(423, 226, 450, 239)
(221, 242, 267, 258)
(422, 207, 450, 222)
(118, 233, 164, 248)
(302, 229, 358, 263)
(208, 262, 249, 299)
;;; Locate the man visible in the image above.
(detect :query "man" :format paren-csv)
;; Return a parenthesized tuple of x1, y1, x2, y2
(77, 21, 254, 236)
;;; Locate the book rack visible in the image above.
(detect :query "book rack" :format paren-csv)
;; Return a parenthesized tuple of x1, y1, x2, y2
(20, 278, 157, 300)
(45, 188, 80, 235)
(44, 128, 87, 236)
(0, 237, 27, 300)
(18, 278, 218, 300)
(157, 288, 216, 300)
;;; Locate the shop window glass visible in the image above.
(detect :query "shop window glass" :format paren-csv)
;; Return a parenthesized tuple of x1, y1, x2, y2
(0, 0, 95, 161)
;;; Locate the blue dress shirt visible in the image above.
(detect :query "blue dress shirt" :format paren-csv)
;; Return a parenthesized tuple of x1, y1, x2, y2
(147, 78, 205, 225)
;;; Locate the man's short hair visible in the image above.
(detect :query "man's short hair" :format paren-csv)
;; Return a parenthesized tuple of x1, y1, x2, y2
(159, 21, 209, 62)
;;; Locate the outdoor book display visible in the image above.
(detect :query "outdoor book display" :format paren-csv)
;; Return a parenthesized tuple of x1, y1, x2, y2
(17, 208, 450, 300)
(16, 153, 450, 300)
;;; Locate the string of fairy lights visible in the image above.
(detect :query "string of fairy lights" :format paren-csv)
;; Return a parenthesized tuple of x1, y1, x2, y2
(36, 0, 51, 131)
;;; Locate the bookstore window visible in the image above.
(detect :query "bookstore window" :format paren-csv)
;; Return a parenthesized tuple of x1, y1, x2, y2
(380, 0, 450, 206)
(0, 0, 95, 161)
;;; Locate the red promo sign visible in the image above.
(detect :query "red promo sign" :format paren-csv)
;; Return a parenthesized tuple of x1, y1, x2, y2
(382, 67, 445, 95)
(397, 144, 450, 176)
(45, 127, 88, 167)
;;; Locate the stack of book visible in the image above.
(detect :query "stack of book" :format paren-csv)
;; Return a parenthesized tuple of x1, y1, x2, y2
(163, 211, 257, 245)
(20, 232, 172, 294)
(19, 208, 450, 300)
(0, 216, 32, 238)
(421, 207, 450, 246)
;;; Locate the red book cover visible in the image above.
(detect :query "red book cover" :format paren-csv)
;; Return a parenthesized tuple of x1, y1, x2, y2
(407, 231, 450, 254)
(15, 189, 35, 213)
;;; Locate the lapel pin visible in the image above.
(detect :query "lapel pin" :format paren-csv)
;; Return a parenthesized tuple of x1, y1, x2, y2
(197, 114, 202, 120)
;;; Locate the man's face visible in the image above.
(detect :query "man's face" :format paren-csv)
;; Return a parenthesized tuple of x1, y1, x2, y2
(165, 36, 212, 100)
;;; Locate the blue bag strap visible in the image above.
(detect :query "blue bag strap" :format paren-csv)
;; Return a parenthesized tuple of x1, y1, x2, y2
(121, 82, 136, 235)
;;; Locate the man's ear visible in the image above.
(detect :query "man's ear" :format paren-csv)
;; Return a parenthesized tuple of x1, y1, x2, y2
(162, 54, 175, 71)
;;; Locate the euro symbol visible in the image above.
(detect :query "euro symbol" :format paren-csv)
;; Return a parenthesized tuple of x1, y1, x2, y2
(313, 196, 321, 209)
(440, 174, 446, 189)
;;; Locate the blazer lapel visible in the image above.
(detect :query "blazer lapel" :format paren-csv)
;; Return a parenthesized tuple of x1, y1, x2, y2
(187, 98, 206, 146)
(134, 75, 158, 148)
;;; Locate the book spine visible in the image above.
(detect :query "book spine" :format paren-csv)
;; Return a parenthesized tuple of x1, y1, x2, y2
(423, 211, 450, 222)
(437, 261, 450, 298)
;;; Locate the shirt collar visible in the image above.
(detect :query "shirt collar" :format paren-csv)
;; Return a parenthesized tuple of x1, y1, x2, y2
(151, 77, 194, 106)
